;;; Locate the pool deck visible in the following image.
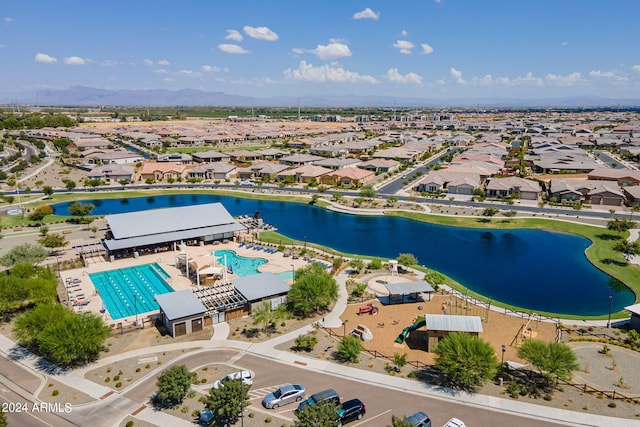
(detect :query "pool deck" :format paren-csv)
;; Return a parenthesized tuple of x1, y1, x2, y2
(60, 240, 312, 327)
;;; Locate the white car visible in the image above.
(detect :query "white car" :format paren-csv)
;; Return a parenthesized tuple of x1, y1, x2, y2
(443, 418, 466, 427)
(212, 370, 253, 389)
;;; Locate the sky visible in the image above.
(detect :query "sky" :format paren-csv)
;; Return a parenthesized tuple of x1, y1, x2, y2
(1, 0, 639, 101)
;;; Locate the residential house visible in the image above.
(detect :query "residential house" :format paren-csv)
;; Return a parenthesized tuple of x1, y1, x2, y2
(357, 159, 400, 174)
(485, 177, 540, 200)
(549, 179, 625, 206)
(86, 164, 135, 183)
(186, 162, 237, 180)
(279, 154, 325, 166)
(320, 167, 375, 188)
(138, 162, 188, 182)
(192, 150, 231, 163)
(587, 168, 640, 187)
(415, 171, 481, 195)
(312, 158, 361, 170)
(277, 164, 332, 184)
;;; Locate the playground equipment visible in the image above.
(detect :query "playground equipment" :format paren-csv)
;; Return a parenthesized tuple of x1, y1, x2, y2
(357, 303, 379, 315)
(395, 317, 426, 344)
(511, 313, 536, 347)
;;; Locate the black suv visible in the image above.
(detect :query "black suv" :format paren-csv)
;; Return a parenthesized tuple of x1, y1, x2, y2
(335, 399, 366, 426)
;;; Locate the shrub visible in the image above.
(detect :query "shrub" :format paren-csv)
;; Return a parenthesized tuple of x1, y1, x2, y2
(104, 377, 111, 383)
(608, 402, 617, 408)
(265, 417, 272, 423)
(126, 421, 134, 427)
(113, 375, 120, 381)
(295, 334, 318, 352)
(52, 390, 59, 396)
(115, 382, 122, 388)
(135, 368, 141, 373)
(248, 412, 255, 418)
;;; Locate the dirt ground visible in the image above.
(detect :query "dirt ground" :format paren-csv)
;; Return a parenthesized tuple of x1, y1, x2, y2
(331, 293, 557, 367)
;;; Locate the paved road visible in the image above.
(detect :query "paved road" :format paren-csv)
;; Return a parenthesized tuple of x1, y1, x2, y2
(113, 349, 567, 427)
(595, 150, 628, 169)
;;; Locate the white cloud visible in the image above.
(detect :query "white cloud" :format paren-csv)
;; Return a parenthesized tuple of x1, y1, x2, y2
(400, 30, 408, 37)
(632, 65, 640, 73)
(284, 60, 378, 84)
(3, 17, 13, 24)
(225, 29, 243, 42)
(218, 43, 249, 54)
(201, 65, 221, 73)
(589, 70, 628, 82)
(385, 68, 423, 85)
(154, 69, 168, 74)
(157, 59, 170, 66)
(420, 43, 434, 55)
(436, 79, 445, 85)
(290, 47, 304, 55)
(472, 74, 494, 86)
(64, 56, 86, 65)
(450, 67, 466, 84)
(143, 59, 154, 66)
(393, 40, 414, 55)
(561, 41, 569, 46)
(353, 8, 380, 20)
(243, 26, 278, 41)
(176, 69, 201, 77)
(496, 72, 543, 87)
(545, 72, 584, 86)
(310, 42, 352, 60)
(101, 59, 120, 67)
(163, 77, 173, 82)
(34, 53, 57, 64)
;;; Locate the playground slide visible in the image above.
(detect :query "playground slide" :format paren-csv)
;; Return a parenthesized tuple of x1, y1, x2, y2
(395, 319, 426, 344)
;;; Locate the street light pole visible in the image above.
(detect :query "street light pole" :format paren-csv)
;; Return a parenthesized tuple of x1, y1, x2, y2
(607, 296, 613, 328)
(291, 264, 295, 284)
(501, 344, 506, 366)
(343, 320, 348, 338)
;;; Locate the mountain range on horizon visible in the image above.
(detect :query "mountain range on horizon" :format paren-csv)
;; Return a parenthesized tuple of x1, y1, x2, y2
(1, 86, 639, 109)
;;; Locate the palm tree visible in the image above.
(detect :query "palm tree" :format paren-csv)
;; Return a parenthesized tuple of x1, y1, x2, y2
(613, 239, 640, 262)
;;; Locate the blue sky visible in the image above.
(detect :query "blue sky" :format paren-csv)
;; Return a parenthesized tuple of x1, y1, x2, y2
(1, 0, 639, 101)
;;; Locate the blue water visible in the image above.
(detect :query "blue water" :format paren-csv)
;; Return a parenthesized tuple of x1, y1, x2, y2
(214, 249, 267, 277)
(277, 271, 295, 281)
(89, 263, 174, 320)
(54, 194, 636, 315)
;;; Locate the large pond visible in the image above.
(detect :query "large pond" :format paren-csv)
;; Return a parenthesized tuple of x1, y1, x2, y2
(52, 194, 636, 316)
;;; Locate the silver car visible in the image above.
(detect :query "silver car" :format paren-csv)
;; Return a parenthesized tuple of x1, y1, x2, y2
(262, 384, 306, 409)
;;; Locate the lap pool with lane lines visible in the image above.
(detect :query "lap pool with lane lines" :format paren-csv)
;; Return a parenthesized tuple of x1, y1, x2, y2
(89, 263, 174, 320)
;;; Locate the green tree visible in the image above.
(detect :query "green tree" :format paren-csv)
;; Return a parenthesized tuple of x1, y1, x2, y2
(332, 192, 343, 202)
(349, 258, 364, 272)
(42, 186, 54, 198)
(29, 205, 54, 224)
(336, 335, 363, 363)
(14, 304, 110, 367)
(252, 301, 286, 333)
(368, 258, 382, 270)
(68, 201, 95, 223)
(0, 408, 6, 427)
(359, 185, 376, 200)
(200, 378, 249, 426)
(0, 243, 48, 267)
(154, 364, 194, 408)
(501, 210, 517, 219)
(434, 332, 498, 390)
(387, 415, 414, 427)
(310, 194, 321, 205)
(613, 239, 640, 262)
(294, 400, 340, 427)
(482, 207, 500, 218)
(386, 196, 398, 206)
(0, 264, 58, 320)
(64, 180, 76, 191)
(517, 339, 579, 384)
(392, 352, 408, 372)
(294, 334, 318, 352)
(288, 263, 338, 317)
(38, 233, 68, 255)
(397, 253, 418, 267)
(607, 217, 637, 234)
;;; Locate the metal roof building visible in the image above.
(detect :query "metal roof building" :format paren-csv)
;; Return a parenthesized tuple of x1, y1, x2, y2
(103, 203, 245, 252)
(231, 272, 290, 302)
(423, 314, 484, 333)
(155, 289, 207, 337)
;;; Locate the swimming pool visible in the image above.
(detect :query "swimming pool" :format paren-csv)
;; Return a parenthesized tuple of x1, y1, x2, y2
(214, 250, 267, 277)
(89, 263, 174, 320)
